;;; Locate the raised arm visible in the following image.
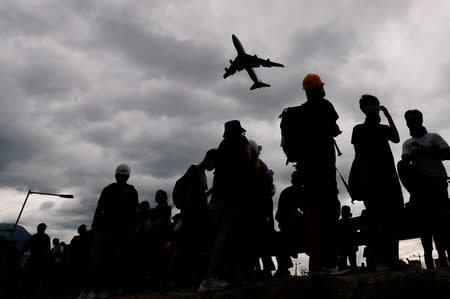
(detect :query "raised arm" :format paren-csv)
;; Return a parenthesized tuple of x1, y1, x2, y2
(380, 106, 400, 143)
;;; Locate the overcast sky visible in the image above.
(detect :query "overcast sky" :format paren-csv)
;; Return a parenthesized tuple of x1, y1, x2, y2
(1, 0, 450, 265)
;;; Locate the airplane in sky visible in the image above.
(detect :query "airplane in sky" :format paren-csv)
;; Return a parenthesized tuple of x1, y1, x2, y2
(223, 34, 284, 90)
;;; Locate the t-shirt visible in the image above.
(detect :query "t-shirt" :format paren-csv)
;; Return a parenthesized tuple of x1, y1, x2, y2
(92, 183, 139, 230)
(27, 233, 50, 262)
(51, 244, 64, 263)
(351, 123, 397, 168)
(402, 132, 449, 178)
(349, 122, 403, 206)
(275, 185, 305, 229)
(299, 98, 340, 146)
(184, 165, 208, 210)
(212, 135, 253, 203)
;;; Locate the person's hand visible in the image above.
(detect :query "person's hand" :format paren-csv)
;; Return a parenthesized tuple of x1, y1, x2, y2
(379, 105, 390, 117)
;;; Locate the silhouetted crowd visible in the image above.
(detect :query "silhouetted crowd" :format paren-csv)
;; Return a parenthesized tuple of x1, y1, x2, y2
(2, 73, 450, 299)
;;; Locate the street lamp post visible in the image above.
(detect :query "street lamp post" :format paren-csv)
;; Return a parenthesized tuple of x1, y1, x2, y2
(8, 190, 74, 240)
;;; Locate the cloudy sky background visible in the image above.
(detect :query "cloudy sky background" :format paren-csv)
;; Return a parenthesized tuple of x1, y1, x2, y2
(1, 0, 450, 267)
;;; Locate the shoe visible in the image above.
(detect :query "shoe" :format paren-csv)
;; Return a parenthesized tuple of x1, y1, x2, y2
(199, 278, 229, 294)
(309, 267, 349, 276)
(76, 291, 96, 299)
(98, 290, 110, 299)
(76, 292, 88, 299)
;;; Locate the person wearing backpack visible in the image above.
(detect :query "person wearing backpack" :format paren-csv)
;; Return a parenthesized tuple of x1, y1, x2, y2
(281, 73, 342, 274)
(200, 120, 254, 294)
(168, 149, 218, 287)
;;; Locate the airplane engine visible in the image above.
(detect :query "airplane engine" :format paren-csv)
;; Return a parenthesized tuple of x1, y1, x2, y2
(225, 67, 228, 72)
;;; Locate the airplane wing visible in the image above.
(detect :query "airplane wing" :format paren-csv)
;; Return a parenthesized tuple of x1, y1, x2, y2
(223, 64, 237, 79)
(223, 57, 245, 78)
(245, 54, 284, 68)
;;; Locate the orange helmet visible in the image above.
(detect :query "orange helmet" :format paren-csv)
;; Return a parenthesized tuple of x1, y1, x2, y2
(302, 73, 324, 90)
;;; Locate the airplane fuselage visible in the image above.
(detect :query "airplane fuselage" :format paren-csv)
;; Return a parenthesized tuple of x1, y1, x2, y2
(232, 34, 245, 55)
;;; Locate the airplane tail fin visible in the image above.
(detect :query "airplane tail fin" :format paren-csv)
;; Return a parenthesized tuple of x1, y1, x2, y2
(250, 81, 271, 90)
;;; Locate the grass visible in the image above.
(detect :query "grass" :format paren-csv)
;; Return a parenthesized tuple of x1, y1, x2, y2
(28, 268, 450, 299)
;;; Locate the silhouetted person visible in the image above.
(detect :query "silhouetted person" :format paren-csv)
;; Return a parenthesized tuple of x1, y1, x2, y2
(200, 120, 254, 294)
(143, 190, 172, 287)
(348, 95, 403, 270)
(69, 224, 90, 290)
(135, 201, 150, 230)
(0, 236, 20, 299)
(168, 149, 218, 287)
(23, 223, 51, 293)
(295, 74, 341, 273)
(50, 238, 65, 287)
(125, 201, 151, 289)
(81, 163, 139, 299)
(248, 140, 276, 279)
(398, 109, 450, 269)
(275, 170, 307, 276)
(337, 205, 358, 272)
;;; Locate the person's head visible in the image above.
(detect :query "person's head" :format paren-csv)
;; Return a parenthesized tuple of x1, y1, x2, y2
(341, 205, 352, 218)
(37, 223, 47, 233)
(223, 120, 246, 138)
(291, 170, 304, 187)
(139, 201, 150, 212)
(249, 140, 262, 161)
(53, 238, 60, 246)
(203, 148, 218, 171)
(155, 189, 168, 206)
(115, 163, 130, 184)
(77, 224, 87, 236)
(404, 109, 423, 129)
(302, 73, 325, 101)
(359, 94, 380, 123)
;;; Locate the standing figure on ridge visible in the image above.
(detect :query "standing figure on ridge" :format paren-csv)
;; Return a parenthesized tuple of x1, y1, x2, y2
(348, 95, 404, 270)
(80, 163, 139, 299)
(200, 120, 254, 294)
(282, 73, 342, 273)
(398, 109, 450, 269)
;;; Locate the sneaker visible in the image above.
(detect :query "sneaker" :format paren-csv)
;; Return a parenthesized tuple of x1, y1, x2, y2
(75, 292, 88, 299)
(85, 291, 97, 299)
(309, 267, 349, 276)
(98, 290, 110, 299)
(198, 278, 229, 294)
(76, 291, 96, 299)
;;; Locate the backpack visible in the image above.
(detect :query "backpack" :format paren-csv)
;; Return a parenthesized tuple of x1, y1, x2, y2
(172, 166, 198, 210)
(172, 174, 188, 210)
(279, 105, 304, 163)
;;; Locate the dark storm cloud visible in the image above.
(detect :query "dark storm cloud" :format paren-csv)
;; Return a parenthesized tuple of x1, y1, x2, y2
(65, 5, 225, 87)
(40, 201, 55, 210)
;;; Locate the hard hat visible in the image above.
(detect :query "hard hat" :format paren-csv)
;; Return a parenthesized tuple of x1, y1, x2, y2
(115, 163, 131, 176)
(302, 73, 324, 90)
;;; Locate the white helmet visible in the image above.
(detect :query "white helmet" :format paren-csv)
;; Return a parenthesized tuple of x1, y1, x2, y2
(115, 163, 131, 176)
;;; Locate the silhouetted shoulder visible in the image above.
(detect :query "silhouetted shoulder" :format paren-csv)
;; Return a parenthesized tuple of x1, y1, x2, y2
(429, 133, 450, 148)
(352, 123, 392, 145)
(321, 98, 339, 120)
